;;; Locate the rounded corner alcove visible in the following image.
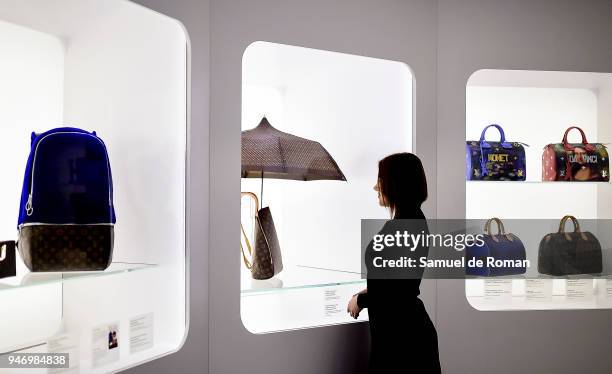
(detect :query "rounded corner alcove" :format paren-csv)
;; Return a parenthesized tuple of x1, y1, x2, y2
(465, 69, 612, 312)
(0, 0, 189, 371)
(239, 41, 413, 333)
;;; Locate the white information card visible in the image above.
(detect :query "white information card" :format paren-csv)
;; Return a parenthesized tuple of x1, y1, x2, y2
(47, 334, 79, 374)
(566, 279, 593, 301)
(92, 322, 120, 368)
(525, 279, 553, 301)
(323, 288, 342, 317)
(483, 279, 513, 302)
(130, 314, 154, 354)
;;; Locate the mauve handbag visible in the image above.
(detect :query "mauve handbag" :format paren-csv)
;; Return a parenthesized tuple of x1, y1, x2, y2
(538, 215, 602, 276)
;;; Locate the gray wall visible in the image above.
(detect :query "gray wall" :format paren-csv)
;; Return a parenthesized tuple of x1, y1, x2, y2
(129, 0, 612, 373)
(129, 0, 210, 373)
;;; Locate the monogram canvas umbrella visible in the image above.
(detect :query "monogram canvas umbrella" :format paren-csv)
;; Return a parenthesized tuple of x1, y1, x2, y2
(241, 117, 347, 182)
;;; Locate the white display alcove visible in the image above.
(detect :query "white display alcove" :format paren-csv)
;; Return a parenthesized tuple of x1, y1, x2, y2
(240, 41, 413, 333)
(465, 69, 612, 311)
(0, 0, 188, 371)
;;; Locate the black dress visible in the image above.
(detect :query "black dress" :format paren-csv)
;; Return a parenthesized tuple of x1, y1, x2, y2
(357, 208, 441, 374)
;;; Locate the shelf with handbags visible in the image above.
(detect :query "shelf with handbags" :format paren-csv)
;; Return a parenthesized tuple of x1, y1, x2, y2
(465, 70, 612, 311)
(0, 2, 189, 371)
(466, 125, 609, 183)
(464, 215, 612, 311)
(239, 42, 413, 332)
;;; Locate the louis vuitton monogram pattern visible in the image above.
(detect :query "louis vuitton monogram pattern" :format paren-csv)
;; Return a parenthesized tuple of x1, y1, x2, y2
(18, 225, 114, 272)
(250, 207, 283, 280)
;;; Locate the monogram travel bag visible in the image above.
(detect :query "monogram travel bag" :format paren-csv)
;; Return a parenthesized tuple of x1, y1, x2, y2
(466, 124, 527, 181)
(465, 218, 527, 276)
(538, 215, 602, 276)
(542, 126, 609, 181)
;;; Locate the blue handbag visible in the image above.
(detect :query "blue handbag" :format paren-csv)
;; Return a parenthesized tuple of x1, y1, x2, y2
(17, 127, 116, 271)
(466, 218, 527, 277)
(466, 124, 527, 181)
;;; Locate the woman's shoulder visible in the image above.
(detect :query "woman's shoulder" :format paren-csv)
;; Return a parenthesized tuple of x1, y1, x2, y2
(380, 216, 428, 234)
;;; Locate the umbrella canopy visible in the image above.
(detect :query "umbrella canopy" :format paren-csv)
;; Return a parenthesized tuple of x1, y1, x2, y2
(241, 117, 347, 181)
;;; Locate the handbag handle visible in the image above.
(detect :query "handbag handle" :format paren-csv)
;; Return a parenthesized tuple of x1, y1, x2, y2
(0, 241, 14, 262)
(240, 224, 253, 269)
(240, 192, 260, 270)
(478, 124, 512, 177)
(0, 243, 6, 262)
(484, 217, 514, 242)
(562, 126, 595, 152)
(558, 215, 589, 241)
(479, 124, 512, 149)
(241, 191, 260, 213)
(558, 215, 580, 233)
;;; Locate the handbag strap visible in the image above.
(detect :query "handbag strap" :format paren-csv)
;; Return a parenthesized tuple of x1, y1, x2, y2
(558, 215, 580, 233)
(0, 241, 15, 262)
(484, 217, 514, 242)
(479, 124, 512, 176)
(241, 191, 260, 214)
(240, 224, 253, 269)
(240, 192, 260, 269)
(562, 126, 595, 152)
(479, 124, 512, 149)
(558, 215, 589, 241)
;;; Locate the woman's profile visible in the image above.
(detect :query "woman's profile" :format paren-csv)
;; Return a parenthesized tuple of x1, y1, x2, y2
(347, 152, 441, 373)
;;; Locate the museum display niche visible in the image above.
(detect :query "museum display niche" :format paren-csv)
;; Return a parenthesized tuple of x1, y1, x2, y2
(465, 69, 612, 311)
(240, 41, 414, 333)
(0, 0, 189, 371)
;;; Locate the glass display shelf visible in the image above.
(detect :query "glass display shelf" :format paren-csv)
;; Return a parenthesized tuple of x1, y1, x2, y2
(466, 278, 612, 311)
(241, 265, 366, 295)
(0, 262, 157, 291)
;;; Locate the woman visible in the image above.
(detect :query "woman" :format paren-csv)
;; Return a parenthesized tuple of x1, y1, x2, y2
(347, 152, 441, 373)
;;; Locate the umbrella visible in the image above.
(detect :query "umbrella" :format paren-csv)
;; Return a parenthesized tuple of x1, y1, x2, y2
(241, 117, 346, 204)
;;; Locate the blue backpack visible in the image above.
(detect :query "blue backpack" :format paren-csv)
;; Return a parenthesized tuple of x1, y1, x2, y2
(17, 127, 116, 271)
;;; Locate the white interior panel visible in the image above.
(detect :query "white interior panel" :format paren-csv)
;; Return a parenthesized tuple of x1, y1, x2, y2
(0, 0, 188, 369)
(240, 41, 413, 332)
(242, 41, 412, 273)
(0, 18, 65, 353)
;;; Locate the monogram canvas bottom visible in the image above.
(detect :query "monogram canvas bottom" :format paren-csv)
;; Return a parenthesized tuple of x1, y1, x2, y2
(18, 224, 114, 272)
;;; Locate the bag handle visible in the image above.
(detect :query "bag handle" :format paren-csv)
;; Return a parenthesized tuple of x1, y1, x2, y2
(0, 241, 14, 262)
(558, 215, 580, 233)
(558, 215, 589, 241)
(484, 217, 514, 242)
(562, 126, 595, 152)
(479, 124, 512, 149)
(240, 192, 260, 270)
(240, 224, 253, 269)
(241, 192, 260, 214)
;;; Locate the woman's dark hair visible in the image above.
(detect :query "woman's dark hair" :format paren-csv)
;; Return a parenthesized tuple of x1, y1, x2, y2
(378, 152, 428, 217)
